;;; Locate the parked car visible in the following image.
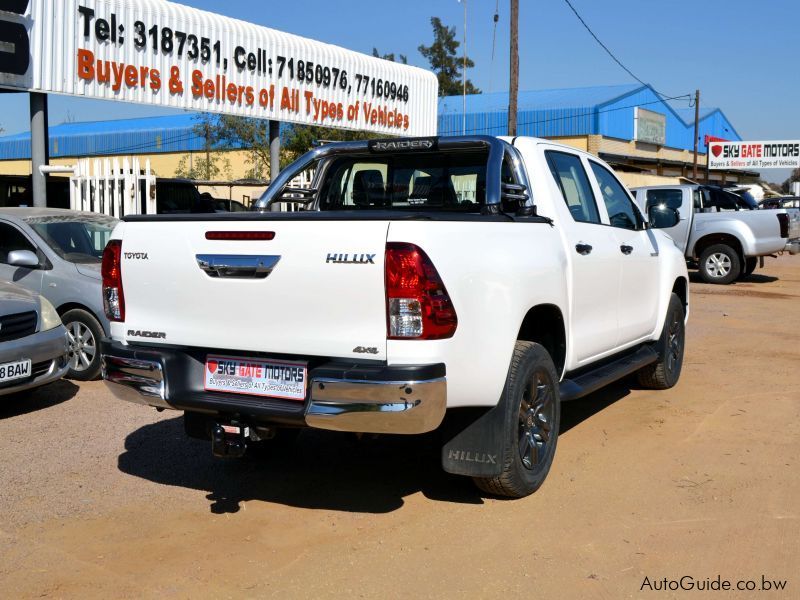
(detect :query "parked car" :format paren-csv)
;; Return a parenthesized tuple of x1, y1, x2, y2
(0, 208, 117, 380)
(0, 280, 69, 397)
(759, 197, 800, 210)
(631, 185, 800, 283)
(101, 135, 688, 498)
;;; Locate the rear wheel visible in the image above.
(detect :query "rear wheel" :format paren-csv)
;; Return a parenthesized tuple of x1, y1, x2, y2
(637, 293, 685, 389)
(473, 342, 560, 498)
(62, 309, 103, 380)
(698, 244, 740, 284)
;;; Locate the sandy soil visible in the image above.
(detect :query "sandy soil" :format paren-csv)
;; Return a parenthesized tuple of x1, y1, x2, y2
(1, 255, 798, 599)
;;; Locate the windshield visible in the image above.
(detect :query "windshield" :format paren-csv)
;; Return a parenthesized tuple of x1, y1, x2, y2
(318, 150, 490, 212)
(26, 215, 118, 264)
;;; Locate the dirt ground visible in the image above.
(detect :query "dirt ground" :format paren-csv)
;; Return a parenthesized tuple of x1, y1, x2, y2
(1, 255, 798, 599)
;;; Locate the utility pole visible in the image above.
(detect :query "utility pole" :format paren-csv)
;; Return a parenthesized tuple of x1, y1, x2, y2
(508, 0, 519, 136)
(462, 0, 467, 135)
(204, 120, 211, 180)
(692, 89, 700, 180)
(30, 93, 49, 207)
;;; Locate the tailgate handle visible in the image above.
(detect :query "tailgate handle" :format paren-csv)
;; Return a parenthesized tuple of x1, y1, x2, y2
(196, 255, 281, 279)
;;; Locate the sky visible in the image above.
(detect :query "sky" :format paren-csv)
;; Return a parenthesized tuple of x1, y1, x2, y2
(1, 0, 798, 183)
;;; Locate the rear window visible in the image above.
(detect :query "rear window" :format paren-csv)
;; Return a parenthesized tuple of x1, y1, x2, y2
(318, 151, 489, 212)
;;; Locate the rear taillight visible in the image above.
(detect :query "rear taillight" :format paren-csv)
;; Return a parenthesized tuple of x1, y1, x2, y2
(102, 240, 125, 322)
(385, 243, 457, 340)
(777, 213, 789, 238)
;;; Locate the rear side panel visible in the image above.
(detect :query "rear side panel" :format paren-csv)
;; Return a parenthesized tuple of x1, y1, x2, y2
(112, 220, 390, 360)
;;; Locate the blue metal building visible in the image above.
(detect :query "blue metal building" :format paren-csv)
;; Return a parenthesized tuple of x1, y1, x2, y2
(437, 83, 741, 154)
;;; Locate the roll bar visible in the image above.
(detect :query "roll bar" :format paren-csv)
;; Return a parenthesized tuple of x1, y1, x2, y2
(254, 135, 534, 213)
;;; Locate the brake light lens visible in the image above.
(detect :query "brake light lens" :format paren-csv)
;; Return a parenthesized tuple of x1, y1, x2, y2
(385, 243, 457, 339)
(777, 213, 789, 238)
(102, 240, 125, 322)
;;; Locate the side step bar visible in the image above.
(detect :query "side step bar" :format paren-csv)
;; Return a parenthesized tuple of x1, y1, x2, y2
(559, 345, 658, 402)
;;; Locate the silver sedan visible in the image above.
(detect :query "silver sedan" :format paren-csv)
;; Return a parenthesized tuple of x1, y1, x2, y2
(0, 208, 117, 380)
(0, 281, 69, 397)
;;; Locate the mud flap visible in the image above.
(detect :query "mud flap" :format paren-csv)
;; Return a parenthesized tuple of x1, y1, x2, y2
(441, 401, 508, 478)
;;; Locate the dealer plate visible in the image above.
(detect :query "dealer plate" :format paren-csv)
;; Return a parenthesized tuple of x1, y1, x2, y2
(0, 359, 32, 384)
(204, 355, 307, 401)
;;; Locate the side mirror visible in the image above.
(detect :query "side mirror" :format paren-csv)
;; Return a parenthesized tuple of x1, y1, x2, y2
(7, 249, 41, 268)
(648, 206, 680, 229)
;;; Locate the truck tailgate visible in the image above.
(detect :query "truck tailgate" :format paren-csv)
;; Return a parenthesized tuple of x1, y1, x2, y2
(116, 220, 390, 360)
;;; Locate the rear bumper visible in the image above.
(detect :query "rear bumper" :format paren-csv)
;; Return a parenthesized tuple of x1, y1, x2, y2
(100, 339, 446, 434)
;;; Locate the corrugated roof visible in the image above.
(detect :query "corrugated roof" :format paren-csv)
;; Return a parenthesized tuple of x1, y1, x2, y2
(671, 107, 718, 123)
(0, 113, 211, 160)
(438, 84, 642, 115)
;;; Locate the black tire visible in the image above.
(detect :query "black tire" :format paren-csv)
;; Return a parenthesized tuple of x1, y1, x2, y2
(698, 244, 741, 284)
(637, 293, 685, 389)
(62, 308, 103, 380)
(738, 257, 757, 280)
(472, 342, 560, 498)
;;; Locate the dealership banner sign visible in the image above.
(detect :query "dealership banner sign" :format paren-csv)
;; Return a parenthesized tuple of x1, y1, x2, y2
(0, 0, 438, 135)
(708, 140, 800, 170)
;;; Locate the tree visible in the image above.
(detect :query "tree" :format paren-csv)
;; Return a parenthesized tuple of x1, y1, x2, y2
(372, 48, 408, 64)
(174, 153, 232, 181)
(281, 125, 378, 165)
(418, 16, 480, 97)
(781, 168, 800, 194)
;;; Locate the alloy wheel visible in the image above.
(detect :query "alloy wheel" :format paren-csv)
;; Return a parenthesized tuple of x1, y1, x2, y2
(705, 252, 731, 278)
(518, 371, 555, 470)
(66, 320, 96, 372)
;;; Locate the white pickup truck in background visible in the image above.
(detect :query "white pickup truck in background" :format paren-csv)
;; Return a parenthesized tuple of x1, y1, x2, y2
(101, 135, 688, 498)
(632, 184, 800, 284)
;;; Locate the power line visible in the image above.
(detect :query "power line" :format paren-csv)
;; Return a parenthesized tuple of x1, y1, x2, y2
(560, 0, 673, 98)
(439, 93, 692, 136)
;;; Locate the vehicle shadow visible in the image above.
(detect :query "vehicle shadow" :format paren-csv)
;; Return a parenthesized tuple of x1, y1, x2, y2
(560, 379, 631, 435)
(0, 379, 79, 419)
(688, 272, 779, 284)
(118, 416, 484, 515)
(118, 382, 635, 515)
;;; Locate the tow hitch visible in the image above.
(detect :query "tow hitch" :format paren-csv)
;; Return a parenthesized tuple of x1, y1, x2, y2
(211, 422, 249, 458)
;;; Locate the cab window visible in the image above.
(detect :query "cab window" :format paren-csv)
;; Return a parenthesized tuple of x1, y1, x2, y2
(589, 162, 643, 230)
(545, 151, 600, 224)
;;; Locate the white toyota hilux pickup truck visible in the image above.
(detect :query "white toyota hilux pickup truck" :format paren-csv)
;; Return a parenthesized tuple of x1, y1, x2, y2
(101, 135, 688, 498)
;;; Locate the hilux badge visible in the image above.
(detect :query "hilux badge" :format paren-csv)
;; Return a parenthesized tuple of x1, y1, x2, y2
(326, 253, 376, 264)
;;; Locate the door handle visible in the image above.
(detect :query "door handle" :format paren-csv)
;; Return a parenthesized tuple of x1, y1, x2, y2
(196, 254, 281, 279)
(575, 243, 593, 255)
(620, 244, 633, 255)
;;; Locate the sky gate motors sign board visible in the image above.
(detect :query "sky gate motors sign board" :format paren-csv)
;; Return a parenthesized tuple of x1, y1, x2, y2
(708, 140, 800, 170)
(0, 0, 438, 136)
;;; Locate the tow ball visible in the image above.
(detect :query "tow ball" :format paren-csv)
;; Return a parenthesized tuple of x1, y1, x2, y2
(211, 422, 250, 458)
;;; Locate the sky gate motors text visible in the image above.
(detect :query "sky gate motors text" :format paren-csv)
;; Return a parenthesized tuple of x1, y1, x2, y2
(719, 142, 800, 159)
(214, 360, 305, 384)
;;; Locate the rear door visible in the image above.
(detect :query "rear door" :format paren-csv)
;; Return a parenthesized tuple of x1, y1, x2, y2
(588, 162, 660, 345)
(544, 149, 621, 363)
(119, 219, 391, 360)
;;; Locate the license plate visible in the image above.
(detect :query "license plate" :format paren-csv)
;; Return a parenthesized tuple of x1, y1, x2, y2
(0, 359, 32, 384)
(204, 355, 307, 401)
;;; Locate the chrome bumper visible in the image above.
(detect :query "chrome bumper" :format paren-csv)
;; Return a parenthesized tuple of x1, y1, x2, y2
(306, 376, 446, 434)
(101, 354, 170, 409)
(785, 240, 800, 255)
(101, 340, 446, 435)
